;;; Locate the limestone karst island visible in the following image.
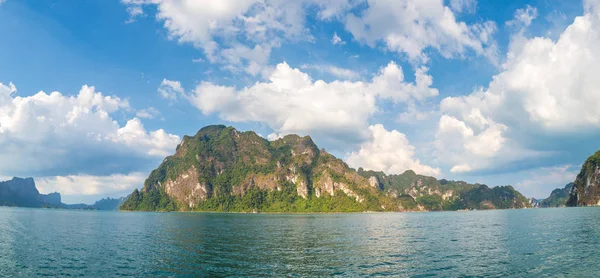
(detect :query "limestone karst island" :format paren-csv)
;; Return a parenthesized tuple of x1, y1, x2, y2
(3, 0, 600, 276)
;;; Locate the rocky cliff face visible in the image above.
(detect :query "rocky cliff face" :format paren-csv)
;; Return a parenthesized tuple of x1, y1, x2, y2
(121, 125, 395, 212)
(40, 192, 62, 206)
(529, 198, 541, 208)
(121, 125, 532, 212)
(568, 151, 600, 206)
(0, 177, 62, 207)
(357, 169, 530, 211)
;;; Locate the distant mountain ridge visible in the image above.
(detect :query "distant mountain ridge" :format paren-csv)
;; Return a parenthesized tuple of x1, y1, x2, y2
(121, 125, 531, 212)
(539, 183, 572, 207)
(0, 177, 62, 207)
(90, 196, 129, 210)
(358, 169, 530, 211)
(0, 177, 128, 210)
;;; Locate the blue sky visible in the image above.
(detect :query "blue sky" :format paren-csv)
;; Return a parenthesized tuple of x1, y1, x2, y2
(0, 0, 597, 203)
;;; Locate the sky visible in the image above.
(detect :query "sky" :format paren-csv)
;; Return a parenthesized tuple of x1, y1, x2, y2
(0, 0, 597, 203)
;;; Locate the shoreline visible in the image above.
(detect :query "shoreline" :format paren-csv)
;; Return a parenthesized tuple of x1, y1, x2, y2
(117, 206, 581, 215)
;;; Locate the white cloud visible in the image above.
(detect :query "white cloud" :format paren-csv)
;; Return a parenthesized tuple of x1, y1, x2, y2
(117, 118, 179, 157)
(125, 5, 144, 23)
(450, 164, 472, 173)
(370, 63, 439, 102)
(396, 102, 438, 123)
(123, 1, 498, 72)
(267, 132, 283, 141)
(331, 32, 345, 45)
(300, 64, 359, 79)
(37, 172, 146, 196)
(515, 165, 579, 198)
(136, 107, 160, 119)
(346, 124, 440, 176)
(344, 0, 497, 63)
(186, 61, 438, 145)
(188, 82, 236, 115)
(506, 5, 538, 29)
(0, 81, 16, 104)
(0, 82, 180, 177)
(435, 114, 498, 173)
(121, 0, 352, 76)
(158, 78, 184, 100)
(449, 0, 477, 14)
(435, 1, 600, 173)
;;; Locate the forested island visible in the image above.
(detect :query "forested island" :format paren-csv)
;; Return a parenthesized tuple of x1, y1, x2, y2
(121, 125, 531, 212)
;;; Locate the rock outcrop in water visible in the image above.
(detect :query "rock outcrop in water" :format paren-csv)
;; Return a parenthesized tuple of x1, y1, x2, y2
(121, 125, 531, 212)
(567, 150, 600, 206)
(0, 177, 62, 207)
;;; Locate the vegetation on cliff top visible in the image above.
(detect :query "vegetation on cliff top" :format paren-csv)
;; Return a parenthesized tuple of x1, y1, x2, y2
(356, 169, 530, 211)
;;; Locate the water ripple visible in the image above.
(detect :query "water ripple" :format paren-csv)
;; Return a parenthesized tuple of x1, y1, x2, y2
(0, 207, 599, 276)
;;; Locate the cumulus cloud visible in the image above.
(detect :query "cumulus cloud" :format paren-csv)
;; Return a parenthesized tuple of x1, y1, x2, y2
(344, 0, 497, 63)
(346, 124, 440, 176)
(515, 165, 579, 198)
(158, 79, 184, 100)
(370, 63, 439, 102)
(185, 61, 438, 145)
(435, 1, 600, 173)
(0, 81, 16, 103)
(0, 82, 180, 177)
(37, 172, 147, 197)
(435, 114, 509, 173)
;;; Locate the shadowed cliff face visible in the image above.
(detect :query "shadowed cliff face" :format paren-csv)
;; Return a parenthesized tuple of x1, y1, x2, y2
(121, 125, 532, 212)
(568, 151, 600, 206)
(0, 177, 61, 207)
(0, 177, 130, 210)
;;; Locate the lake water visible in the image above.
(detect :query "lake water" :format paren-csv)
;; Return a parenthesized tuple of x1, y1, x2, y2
(0, 207, 599, 277)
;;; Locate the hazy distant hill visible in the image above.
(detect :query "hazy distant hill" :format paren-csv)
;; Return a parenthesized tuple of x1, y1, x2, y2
(91, 196, 129, 210)
(121, 125, 531, 212)
(539, 183, 572, 207)
(0, 177, 62, 208)
(0, 177, 129, 210)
